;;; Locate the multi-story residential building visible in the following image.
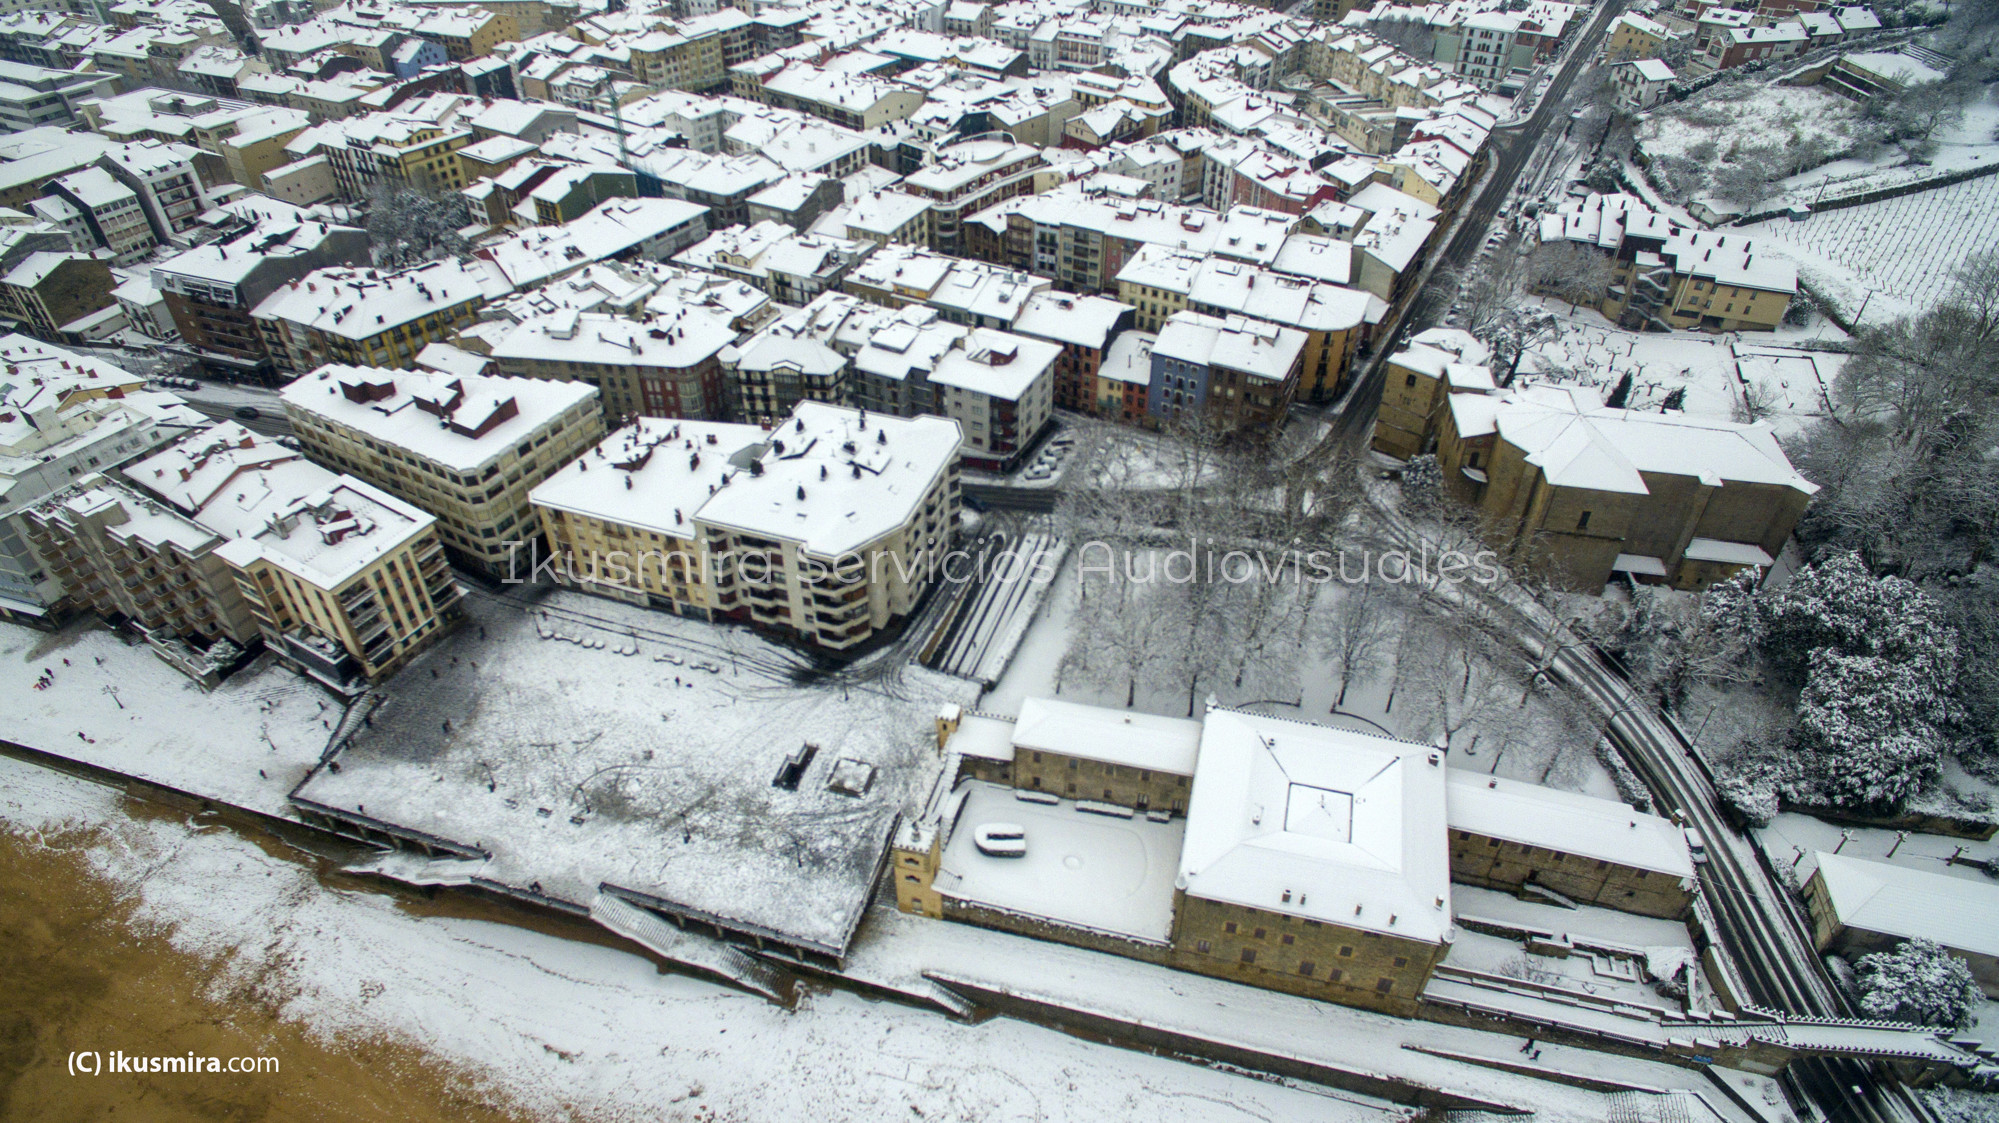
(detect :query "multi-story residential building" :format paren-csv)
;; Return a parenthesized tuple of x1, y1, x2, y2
(0, 59, 116, 130)
(719, 297, 856, 425)
(1702, 22, 1809, 72)
(903, 138, 1044, 256)
(531, 401, 961, 651)
(0, 252, 117, 341)
(470, 197, 712, 292)
(0, 336, 202, 624)
(315, 111, 473, 201)
(968, 191, 1301, 300)
(485, 307, 737, 422)
(1118, 246, 1373, 405)
(98, 139, 210, 247)
(127, 423, 460, 690)
(1604, 12, 1671, 60)
(1613, 58, 1676, 110)
(279, 364, 602, 575)
(1096, 328, 1155, 425)
(218, 108, 312, 190)
(150, 206, 372, 382)
(251, 258, 509, 377)
(20, 472, 262, 681)
(927, 327, 1059, 471)
(1008, 292, 1134, 414)
(674, 220, 873, 307)
(1149, 311, 1305, 433)
(1434, 380, 1818, 591)
(1538, 194, 1798, 332)
(43, 168, 156, 265)
(758, 64, 925, 131)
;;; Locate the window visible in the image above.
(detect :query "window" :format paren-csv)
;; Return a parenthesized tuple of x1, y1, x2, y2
(1196, 939, 1211, 953)
(1224, 921, 1237, 934)
(1281, 934, 1294, 946)
(1298, 961, 1316, 977)
(1404, 373, 1416, 387)
(1375, 978, 1395, 994)
(1392, 956, 1409, 968)
(1240, 949, 1256, 965)
(1339, 945, 1353, 958)
(1252, 927, 1265, 940)
(1577, 510, 1592, 530)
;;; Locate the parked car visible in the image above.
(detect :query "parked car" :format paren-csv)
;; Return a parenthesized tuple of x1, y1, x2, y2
(1683, 827, 1708, 864)
(233, 406, 261, 420)
(973, 823, 1026, 858)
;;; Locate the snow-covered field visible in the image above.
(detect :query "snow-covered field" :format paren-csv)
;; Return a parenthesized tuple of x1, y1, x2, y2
(0, 754, 1409, 1123)
(1747, 172, 1999, 325)
(297, 586, 981, 957)
(0, 620, 338, 819)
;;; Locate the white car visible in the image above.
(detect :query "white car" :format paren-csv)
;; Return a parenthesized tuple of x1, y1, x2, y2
(1683, 827, 1708, 864)
(974, 823, 1027, 858)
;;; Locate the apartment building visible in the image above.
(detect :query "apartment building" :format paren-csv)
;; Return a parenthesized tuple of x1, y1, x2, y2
(1435, 381, 1817, 591)
(532, 401, 961, 651)
(127, 423, 459, 690)
(1149, 311, 1306, 433)
(1604, 12, 1670, 60)
(0, 336, 200, 623)
(485, 307, 737, 422)
(0, 59, 116, 131)
(280, 364, 602, 575)
(1010, 292, 1135, 413)
(98, 139, 210, 247)
(251, 258, 509, 378)
(151, 208, 372, 382)
(43, 168, 156, 265)
(928, 327, 1059, 471)
(675, 221, 873, 307)
(315, 112, 474, 201)
(20, 472, 261, 680)
(1539, 194, 1798, 332)
(758, 64, 925, 131)
(0, 252, 116, 342)
(902, 138, 1044, 256)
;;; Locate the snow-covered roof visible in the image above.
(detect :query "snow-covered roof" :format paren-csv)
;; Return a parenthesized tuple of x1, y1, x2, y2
(1627, 58, 1674, 83)
(1153, 311, 1305, 383)
(695, 402, 960, 558)
(253, 259, 509, 340)
(531, 416, 764, 540)
(1099, 330, 1156, 386)
(1539, 193, 1795, 295)
(489, 308, 737, 373)
(1178, 708, 1453, 943)
(928, 327, 1060, 402)
(280, 365, 598, 474)
(1446, 381, 1818, 497)
(1814, 851, 1999, 961)
(1444, 770, 1692, 878)
(1011, 697, 1204, 776)
(1010, 292, 1132, 349)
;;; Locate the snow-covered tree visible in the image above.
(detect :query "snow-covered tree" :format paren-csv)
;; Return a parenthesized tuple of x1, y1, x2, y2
(1792, 649, 1952, 807)
(367, 184, 471, 268)
(1400, 454, 1445, 520)
(1527, 241, 1612, 310)
(1855, 938, 1982, 1029)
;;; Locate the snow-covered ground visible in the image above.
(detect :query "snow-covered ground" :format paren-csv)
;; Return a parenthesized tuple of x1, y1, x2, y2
(0, 754, 1411, 1123)
(297, 586, 981, 957)
(1638, 83, 1863, 189)
(0, 621, 338, 819)
(1745, 171, 1999, 326)
(928, 529, 1065, 684)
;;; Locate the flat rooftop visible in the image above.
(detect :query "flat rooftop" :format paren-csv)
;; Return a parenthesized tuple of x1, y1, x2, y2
(933, 780, 1183, 944)
(294, 587, 978, 958)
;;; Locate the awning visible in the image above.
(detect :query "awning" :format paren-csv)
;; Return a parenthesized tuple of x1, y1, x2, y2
(1612, 553, 1668, 577)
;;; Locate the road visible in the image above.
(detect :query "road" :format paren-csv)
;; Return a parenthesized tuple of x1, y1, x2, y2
(186, 400, 293, 439)
(1326, 0, 1627, 447)
(1311, 3, 1937, 1113)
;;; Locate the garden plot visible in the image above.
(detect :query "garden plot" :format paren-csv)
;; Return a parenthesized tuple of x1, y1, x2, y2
(1747, 172, 1999, 325)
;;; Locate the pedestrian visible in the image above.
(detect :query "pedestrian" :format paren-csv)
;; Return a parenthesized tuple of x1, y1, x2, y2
(76, 731, 85, 741)
(1520, 1038, 1535, 1054)
(61, 658, 69, 666)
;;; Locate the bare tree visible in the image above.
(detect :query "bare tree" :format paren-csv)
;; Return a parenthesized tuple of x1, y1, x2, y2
(1323, 581, 1394, 709)
(1408, 614, 1525, 755)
